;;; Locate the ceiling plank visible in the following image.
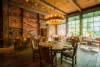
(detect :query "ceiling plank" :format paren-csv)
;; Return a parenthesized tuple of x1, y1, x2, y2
(67, 4, 100, 16)
(9, 1, 47, 15)
(39, 0, 67, 14)
(68, 0, 81, 12)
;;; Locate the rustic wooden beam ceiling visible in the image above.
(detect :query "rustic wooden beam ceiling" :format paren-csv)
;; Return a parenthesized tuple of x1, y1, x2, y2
(43, 0, 80, 14)
(9, 0, 100, 16)
(39, 0, 67, 14)
(69, 0, 81, 11)
(9, 0, 61, 15)
(67, 4, 100, 16)
(9, 1, 47, 15)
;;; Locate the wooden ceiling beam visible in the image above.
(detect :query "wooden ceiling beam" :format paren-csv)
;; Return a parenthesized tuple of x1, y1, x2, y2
(68, 0, 81, 12)
(9, 1, 47, 15)
(39, 0, 67, 14)
(67, 4, 100, 16)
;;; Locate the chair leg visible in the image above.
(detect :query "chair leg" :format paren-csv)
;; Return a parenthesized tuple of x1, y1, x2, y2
(79, 43, 81, 48)
(55, 58, 57, 67)
(61, 51, 63, 64)
(33, 56, 35, 62)
(40, 61, 42, 67)
(52, 64, 53, 67)
(52, 57, 57, 67)
(33, 53, 35, 62)
(72, 59, 74, 67)
(99, 44, 100, 51)
(75, 56, 77, 64)
(52, 58, 54, 67)
(85, 43, 87, 49)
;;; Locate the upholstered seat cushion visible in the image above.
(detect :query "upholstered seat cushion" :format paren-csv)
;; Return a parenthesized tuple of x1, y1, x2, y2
(80, 42, 87, 45)
(62, 51, 73, 58)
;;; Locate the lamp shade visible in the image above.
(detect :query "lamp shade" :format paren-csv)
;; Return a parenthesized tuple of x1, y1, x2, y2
(88, 32, 93, 35)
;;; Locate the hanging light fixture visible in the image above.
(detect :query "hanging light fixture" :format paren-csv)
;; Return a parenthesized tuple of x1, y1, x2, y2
(44, 0, 65, 24)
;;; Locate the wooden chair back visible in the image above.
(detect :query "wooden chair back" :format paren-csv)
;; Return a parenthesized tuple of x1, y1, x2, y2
(31, 40, 36, 51)
(74, 36, 79, 42)
(73, 43, 78, 56)
(31, 39, 39, 48)
(70, 39, 76, 47)
(31, 39, 40, 61)
(39, 45, 52, 63)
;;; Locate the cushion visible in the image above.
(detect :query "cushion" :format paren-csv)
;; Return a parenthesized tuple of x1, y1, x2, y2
(63, 51, 73, 58)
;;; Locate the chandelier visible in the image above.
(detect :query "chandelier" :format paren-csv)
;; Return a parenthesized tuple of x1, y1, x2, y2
(44, 0, 65, 24)
(45, 14, 65, 24)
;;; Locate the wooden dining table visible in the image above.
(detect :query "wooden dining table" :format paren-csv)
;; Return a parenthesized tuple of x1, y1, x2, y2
(39, 41, 73, 63)
(39, 41, 72, 52)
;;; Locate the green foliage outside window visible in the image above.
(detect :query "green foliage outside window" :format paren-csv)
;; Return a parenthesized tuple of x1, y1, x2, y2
(83, 10, 100, 37)
(68, 16, 80, 36)
(68, 10, 100, 37)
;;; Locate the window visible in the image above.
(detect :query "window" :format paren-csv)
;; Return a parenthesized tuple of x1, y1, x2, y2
(83, 11, 100, 37)
(57, 23, 66, 36)
(48, 25, 56, 41)
(68, 16, 80, 36)
(57, 19, 66, 36)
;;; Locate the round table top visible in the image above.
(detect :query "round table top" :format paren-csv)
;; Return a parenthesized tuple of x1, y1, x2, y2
(39, 41, 72, 51)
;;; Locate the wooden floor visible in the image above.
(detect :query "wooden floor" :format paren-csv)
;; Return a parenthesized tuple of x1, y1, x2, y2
(1, 45, 100, 67)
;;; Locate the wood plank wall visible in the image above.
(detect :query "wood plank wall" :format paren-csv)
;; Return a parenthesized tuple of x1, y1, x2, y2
(8, 4, 44, 47)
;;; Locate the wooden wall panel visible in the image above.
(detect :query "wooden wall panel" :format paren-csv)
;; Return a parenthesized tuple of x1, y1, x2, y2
(23, 10, 38, 37)
(9, 16, 22, 28)
(8, 5, 44, 48)
(9, 5, 21, 16)
(8, 5, 22, 47)
(9, 5, 22, 29)
(23, 10, 37, 19)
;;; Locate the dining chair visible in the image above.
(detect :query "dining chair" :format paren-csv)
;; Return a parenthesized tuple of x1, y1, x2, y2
(61, 43, 78, 67)
(39, 45, 57, 67)
(79, 36, 87, 49)
(31, 39, 39, 62)
(70, 39, 76, 47)
(14, 39, 22, 52)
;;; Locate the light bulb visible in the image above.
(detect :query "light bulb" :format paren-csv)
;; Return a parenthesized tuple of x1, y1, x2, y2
(26, 0, 28, 2)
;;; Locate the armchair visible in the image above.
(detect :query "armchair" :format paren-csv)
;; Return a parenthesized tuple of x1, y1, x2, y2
(61, 43, 78, 67)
